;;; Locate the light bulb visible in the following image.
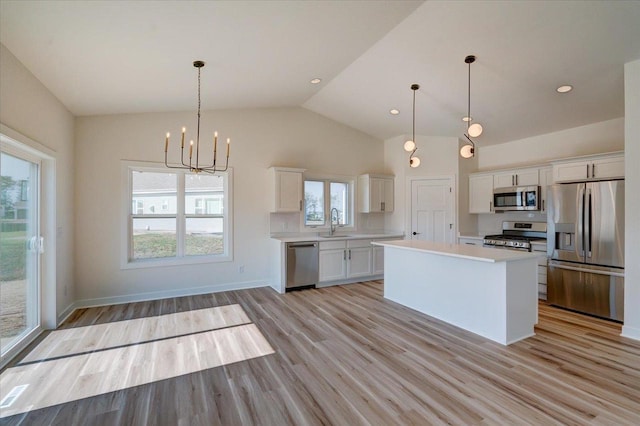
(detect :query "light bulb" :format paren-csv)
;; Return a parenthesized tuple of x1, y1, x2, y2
(468, 123, 483, 138)
(460, 144, 474, 159)
(409, 156, 421, 168)
(404, 140, 416, 152)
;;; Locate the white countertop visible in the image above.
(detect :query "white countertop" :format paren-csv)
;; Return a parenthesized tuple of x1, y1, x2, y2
(372, 240, 543, 263)
(271, 233, 404, 243)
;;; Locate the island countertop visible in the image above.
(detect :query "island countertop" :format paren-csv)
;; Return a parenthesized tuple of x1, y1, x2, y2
(372, 240, 542, 263)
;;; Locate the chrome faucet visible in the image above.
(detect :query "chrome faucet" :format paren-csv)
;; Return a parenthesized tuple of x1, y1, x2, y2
(330, 207, 339, 235)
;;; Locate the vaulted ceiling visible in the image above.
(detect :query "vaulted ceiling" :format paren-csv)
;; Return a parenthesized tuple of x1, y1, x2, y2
(2, 1, 639, 146)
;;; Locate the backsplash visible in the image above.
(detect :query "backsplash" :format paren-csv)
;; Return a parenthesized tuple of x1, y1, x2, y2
(269, 212, 386, 235)
(477, 211, 547, 235)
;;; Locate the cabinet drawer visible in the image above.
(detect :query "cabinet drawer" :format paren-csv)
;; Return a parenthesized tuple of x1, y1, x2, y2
(348, 239, 372, 248)
(319, 240, 346, 250)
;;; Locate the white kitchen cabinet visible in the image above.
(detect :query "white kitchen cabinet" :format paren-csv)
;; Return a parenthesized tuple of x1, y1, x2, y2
(531, 242, 548, 300)
(493, 167, 539, 188)
(552, 152, 624, 183)
(372, 245, 385, 275)
(358, 174, 394, 213)
(319, 248, 348, 282)
(268, 167, 305, 213)
(539, 166, 553, 213)
(319, 239, 374, 282)
(458, 237, 483, 246)
(469, 173, 493, 213)
(347, 247, 372, 278)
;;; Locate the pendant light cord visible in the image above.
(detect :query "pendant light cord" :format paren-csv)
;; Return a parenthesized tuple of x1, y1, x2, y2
(412, 87, 416, 143)
(467, 60, 471, 133)
(196, 66, 201, 167)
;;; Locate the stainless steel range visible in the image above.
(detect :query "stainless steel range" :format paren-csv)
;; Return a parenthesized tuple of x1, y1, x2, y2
(483, 221, 547, 252)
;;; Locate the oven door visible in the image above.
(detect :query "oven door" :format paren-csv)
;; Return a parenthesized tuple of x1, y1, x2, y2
(493, 186, 540, 211)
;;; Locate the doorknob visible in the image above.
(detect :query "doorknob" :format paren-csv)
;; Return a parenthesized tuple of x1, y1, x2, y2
(412, 231, 420, 236)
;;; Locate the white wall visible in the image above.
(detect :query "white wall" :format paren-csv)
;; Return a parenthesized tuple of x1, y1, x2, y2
(477, 118, 624, 171)
(623, 59, 640, 340)
(0, 44, 75, 323)
(383, 135, 459, 235)
(74, 108, 384, 303)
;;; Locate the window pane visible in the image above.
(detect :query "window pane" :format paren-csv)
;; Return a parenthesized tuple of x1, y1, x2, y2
(185, 174, 224, 215)
(185, 218, 224, 256)
(304, 180, 324, 226)
(132, 171, 176, 215)
(330, 182, 349, 225)
(132, 218, 176, 259)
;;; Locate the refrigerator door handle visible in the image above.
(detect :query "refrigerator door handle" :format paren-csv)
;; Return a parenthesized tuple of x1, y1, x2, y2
(548, 261, 625, 278)
(586, 188, 592, 259)
(577, 185, 585, 258)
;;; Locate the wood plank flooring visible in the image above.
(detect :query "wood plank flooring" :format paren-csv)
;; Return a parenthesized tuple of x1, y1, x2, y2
(1, 280, 639, 425)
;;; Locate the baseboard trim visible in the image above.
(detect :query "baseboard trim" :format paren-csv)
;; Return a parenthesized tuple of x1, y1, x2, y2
(69, 280, 269, 313)
(57, 302, 79, 327)
(622, 324, 640, 341)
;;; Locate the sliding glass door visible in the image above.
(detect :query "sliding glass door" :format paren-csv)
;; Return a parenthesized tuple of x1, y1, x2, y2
(0, 147, 40, 359)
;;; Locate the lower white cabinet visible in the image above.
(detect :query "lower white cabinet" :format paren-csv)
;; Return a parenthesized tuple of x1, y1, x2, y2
(319, 238, 392, 283)
(458, 237, 483, 246)
(531, 242, 548, 300)
(373, 245, 385, 275)
(319, 248, 348, 282)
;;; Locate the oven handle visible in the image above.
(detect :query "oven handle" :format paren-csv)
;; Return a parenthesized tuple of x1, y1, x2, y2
(548, 261, 625, 277)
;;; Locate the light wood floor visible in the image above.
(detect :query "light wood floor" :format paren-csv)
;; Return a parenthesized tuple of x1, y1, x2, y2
(2, 280, 639, 425)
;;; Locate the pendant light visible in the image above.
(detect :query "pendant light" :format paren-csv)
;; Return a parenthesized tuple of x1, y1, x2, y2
(404, 84, 421, 168)
(460, 55, 482, 159)
(164, 61, 230, 174)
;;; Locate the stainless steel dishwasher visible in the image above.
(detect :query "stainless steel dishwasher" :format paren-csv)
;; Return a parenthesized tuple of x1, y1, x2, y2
(286, 241, 319, 291)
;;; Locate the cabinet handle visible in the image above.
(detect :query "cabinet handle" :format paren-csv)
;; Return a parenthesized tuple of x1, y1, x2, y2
(542, 199, 545, 212)
(586, 164, 590, 179)
(344, 250, 346, 260)
(299, 200, 303, 211)
(592, 163, 595, 178)
(490, 201, 493, 212)
(348, 249, 352, 260)
(381, 201, 385, 211)
(516, 175, 518, 185)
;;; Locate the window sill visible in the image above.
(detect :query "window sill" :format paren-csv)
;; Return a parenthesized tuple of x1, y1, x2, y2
(121, 253, 232, 270)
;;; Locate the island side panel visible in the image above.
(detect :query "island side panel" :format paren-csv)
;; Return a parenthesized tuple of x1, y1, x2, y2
(505, 258, 538, 344)
(383, 247, 509, 344)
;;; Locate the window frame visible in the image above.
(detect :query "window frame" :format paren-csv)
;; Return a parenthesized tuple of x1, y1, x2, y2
(303, 174, 355, 230)
(121, 161, 233, 269)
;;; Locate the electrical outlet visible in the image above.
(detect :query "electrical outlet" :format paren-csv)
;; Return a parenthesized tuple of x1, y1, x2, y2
(239, 265, 245, 273)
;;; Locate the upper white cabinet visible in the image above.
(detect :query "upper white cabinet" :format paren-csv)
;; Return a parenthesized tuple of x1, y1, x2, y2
(358, 174, 394, 213)
(552, 152, 624, 183)
(268, 167, 305, 213)
(469, 173, 494, 213)
(493, 167, 539, 188)
(539, 166, 553, 213)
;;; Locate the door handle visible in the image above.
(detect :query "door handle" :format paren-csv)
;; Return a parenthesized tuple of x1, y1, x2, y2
(412, 231, 420, 236)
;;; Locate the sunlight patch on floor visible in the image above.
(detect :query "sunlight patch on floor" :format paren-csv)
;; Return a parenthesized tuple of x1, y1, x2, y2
(0, 305, 274, 418)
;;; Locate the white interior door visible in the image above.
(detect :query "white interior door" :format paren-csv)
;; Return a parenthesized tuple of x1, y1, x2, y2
(410, 178, 454, 243)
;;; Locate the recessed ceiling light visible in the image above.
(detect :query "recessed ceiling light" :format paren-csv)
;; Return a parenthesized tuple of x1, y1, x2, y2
(390, 109, 400, 115)
(462, 116, 472, 122)
(310, 78, 322, 84)
(556, 85, 573, 93)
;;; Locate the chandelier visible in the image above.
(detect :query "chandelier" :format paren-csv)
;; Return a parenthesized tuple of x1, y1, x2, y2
(164, 60, 230, 174)
(403, 83, 421, 168)
(460, 55, 482, 159)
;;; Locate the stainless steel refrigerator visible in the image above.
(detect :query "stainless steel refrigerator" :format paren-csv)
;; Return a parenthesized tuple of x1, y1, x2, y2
(547, 180, 625, 321)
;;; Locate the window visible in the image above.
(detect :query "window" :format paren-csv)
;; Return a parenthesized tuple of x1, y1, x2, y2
(124, 163, 232, 267)
(304, 178, 352, 227)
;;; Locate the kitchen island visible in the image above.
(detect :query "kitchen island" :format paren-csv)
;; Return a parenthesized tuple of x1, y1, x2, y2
(372, 240, 541, 345)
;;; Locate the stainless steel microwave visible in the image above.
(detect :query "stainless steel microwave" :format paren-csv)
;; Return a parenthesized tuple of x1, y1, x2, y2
(493, 186, 540, 211)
